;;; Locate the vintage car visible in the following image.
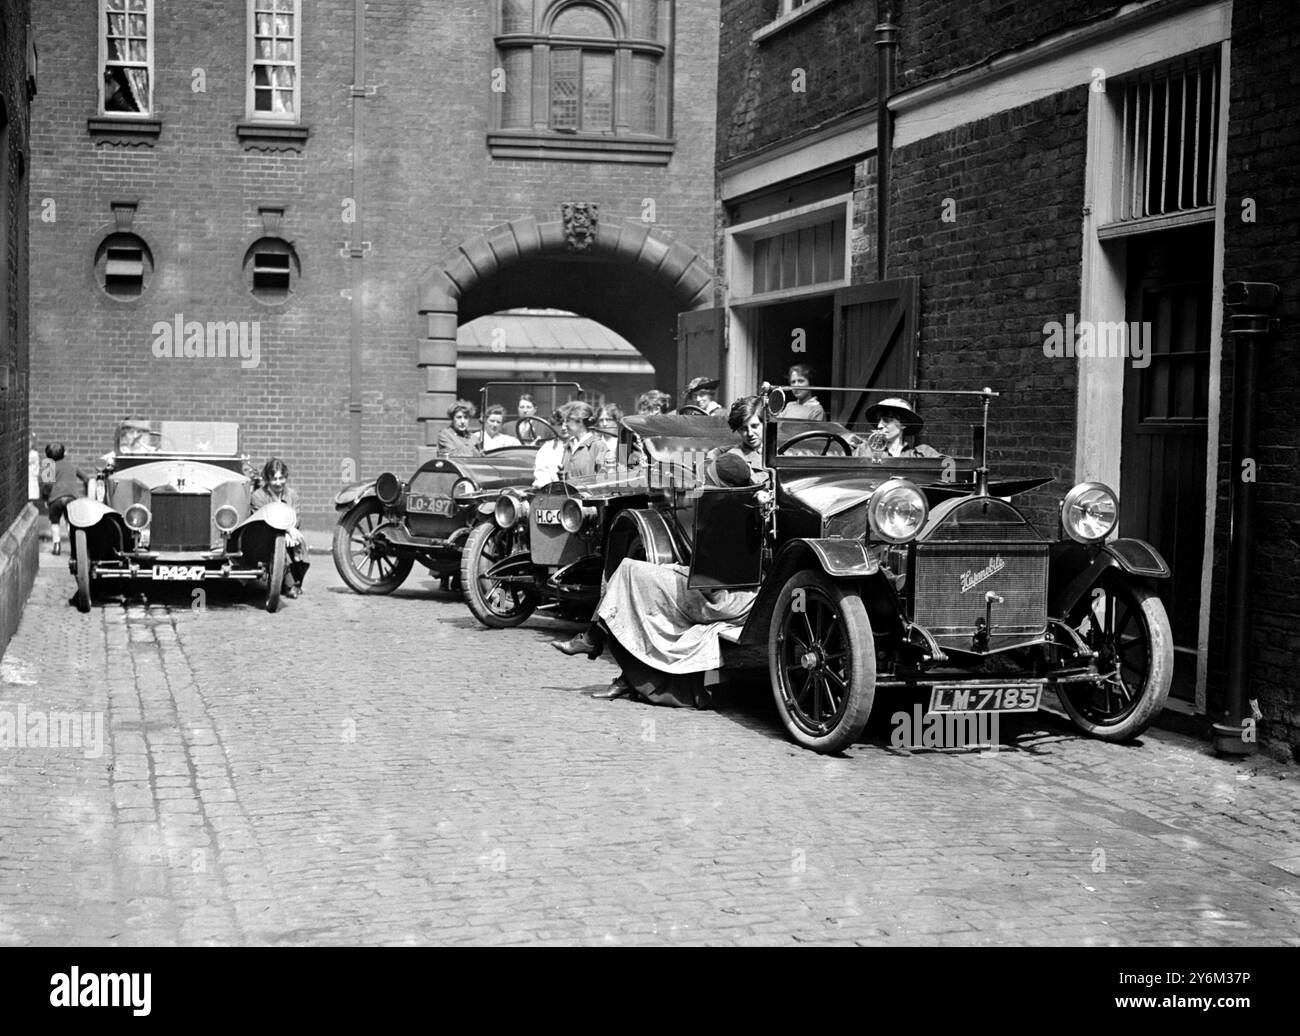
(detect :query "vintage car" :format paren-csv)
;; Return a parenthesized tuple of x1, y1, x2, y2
(331, 381, 576, 594)
(585, 386, 1174, 755)
(459, 415, 735, 629)
(67, 421, 297, 613)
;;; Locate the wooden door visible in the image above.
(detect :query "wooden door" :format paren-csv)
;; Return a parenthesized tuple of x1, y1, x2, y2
(677, 308, 725, 403)
(1121, 225, 1212, 705)
(831, 278, 920, 427)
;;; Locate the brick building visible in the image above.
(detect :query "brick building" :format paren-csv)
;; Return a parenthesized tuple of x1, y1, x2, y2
(710, 0, 1299, 760)
(29, 0, 718, 523)
(0, 0, 35, 656)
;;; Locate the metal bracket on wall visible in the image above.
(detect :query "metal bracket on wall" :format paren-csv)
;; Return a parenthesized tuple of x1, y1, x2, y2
(350, 85, 378, 98)
(339, 242, 372, 259)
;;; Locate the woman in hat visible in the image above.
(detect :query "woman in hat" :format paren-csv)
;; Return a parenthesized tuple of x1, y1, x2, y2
(860, 397, 943, 458)
(681, 377, 723, 416)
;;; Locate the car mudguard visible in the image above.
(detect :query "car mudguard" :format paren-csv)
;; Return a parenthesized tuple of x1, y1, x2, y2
(735, 539, 903, 647)
(65, 498, 127, 558)
(66, 497, 118, 531)
(602, 508, 682, 580)
(334, 480, 377, 510)
(1049, 537, 1171, 618)
(227, 501, 295, 557)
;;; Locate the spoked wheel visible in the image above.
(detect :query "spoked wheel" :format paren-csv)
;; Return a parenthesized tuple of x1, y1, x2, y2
(1061, 573, 1173, 741)
(73, 529, 93, 613)
(332, 499, 414, 594)
(769, 570, 875, 753)
(265, 533, 286, 613)
(460, 521, 537, 629)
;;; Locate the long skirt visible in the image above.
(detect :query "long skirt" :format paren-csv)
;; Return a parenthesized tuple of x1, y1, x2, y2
(597, 559, 756, 709)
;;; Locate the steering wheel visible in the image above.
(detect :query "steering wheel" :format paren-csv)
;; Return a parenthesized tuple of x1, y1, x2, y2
(514, 415, 557, 443)
(678, 404, 709, 416)
(777, 430, 856, 456)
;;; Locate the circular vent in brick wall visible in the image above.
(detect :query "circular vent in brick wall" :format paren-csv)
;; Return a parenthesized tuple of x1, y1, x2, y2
(94, 232, 154, 300)
(243, 237, 300, 304)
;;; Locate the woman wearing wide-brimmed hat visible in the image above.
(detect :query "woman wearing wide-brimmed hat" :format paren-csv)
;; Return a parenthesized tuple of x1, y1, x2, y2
(861, 397, 943, 458)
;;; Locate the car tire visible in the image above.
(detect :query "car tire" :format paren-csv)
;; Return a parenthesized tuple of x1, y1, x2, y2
(73, 529, 92, 613)
(460, 521, 537, 629)
(769, 569, 876, 754)
(265, 533, 286, 613)
(332, 498, 414, 594)
(1060, 574, 1173, 741)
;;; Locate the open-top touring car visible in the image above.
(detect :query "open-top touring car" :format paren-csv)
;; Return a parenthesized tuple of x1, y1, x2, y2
(590, 386, 1174, 754)
(459, 413, 735, 628)
(331, 381, 577, 594)
(67, 420, 297, 613)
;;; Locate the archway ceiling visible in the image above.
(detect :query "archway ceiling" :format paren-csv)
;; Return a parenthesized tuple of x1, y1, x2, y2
(457, 255, 683, 377)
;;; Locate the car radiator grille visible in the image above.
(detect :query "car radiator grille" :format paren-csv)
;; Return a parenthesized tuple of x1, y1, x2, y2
(912, 541, 1048, 637)
(151, 492, 212, 551)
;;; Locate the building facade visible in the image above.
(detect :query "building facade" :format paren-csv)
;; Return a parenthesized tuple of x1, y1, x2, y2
(0, 0, 36, 656)
(712, 0, 1299, 760)
(29, 0, 718, 522)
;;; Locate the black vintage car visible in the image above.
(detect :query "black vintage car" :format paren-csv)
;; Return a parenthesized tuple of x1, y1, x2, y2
(592, 386, 1174, 755)
(459, 415, 735, 628)
(331, 381, 579, 594)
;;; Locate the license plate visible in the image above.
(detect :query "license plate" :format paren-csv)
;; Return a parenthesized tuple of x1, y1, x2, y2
(534, 508, 562, 525)
(408, 495, 454, 516)
(151, 564, 207, 581)
(928, 683, 1042, 713)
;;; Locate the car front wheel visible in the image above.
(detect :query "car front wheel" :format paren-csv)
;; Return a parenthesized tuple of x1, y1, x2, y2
(769, 569, 876, 753)
(332, 498, 414, 594)
(73, 529, 93, 613)
(460, 521, 537, 629)
(265, 533, 285, 613)
(1060, 574, 1173, 741)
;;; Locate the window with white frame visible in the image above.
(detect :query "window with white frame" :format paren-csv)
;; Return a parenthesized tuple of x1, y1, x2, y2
(249, 0, 300, 121)
(495, 1, 670, 139)
(101, 0, 152, 115)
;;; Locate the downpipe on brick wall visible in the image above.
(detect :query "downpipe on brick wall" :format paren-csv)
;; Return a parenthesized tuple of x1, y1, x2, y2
(1214, 281, 1280, 757)
(346, 0, 369, 474)
(874, 13, 898, 282)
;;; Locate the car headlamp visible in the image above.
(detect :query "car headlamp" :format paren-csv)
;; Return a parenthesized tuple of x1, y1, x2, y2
(1062, 482, 1118, 543)
(124, 503, 151, 530)
(560, 498, 597, 534)
(867, 479, 929, 544)
(495, 495, 521, 529)
(214, 505, 240, 532)
(375, 472, 402, 506)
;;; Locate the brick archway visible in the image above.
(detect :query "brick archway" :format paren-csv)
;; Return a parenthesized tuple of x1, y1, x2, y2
(415, 215, 713, 455)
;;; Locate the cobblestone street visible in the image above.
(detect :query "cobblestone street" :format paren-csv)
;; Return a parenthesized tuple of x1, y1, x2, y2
(2, 542, 1298, 947)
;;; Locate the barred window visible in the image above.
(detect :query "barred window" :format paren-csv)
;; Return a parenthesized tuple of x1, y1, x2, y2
(101, 0, 152, 115)
(493, 1, 671, 148)
(249, 0, 299, 120)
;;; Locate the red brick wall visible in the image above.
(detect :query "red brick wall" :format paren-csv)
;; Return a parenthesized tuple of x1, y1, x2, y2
(1, 0, 31, 533)
(888, 89, 1091, 532)
(1212, 0, 1300, 759)
(29, 0, 719, 525)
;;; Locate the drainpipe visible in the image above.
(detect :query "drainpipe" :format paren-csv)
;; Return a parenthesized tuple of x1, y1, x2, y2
(1213, 281, 1280, 757)
(874, 13, 898, 282)
(346, 0, 369, 474)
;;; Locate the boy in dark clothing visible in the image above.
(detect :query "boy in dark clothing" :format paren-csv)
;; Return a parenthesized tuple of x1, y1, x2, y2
(41, 443, 91, 556)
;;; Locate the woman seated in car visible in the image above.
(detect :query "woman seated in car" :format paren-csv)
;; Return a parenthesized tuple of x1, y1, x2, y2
(437, 400, 481, 458)
(706, 395, 768, 484)
(559, 401, 608, 477)
(552, 398, 770, 706)
(856, 397, 944, 458)
(532, 406, 569, 486)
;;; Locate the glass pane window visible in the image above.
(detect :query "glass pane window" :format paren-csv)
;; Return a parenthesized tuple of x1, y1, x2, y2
(550, 49, 580, 129)
(103, 0, 151, 114)
(582, 52, 613, 131)
(251, 0, 299, 118)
